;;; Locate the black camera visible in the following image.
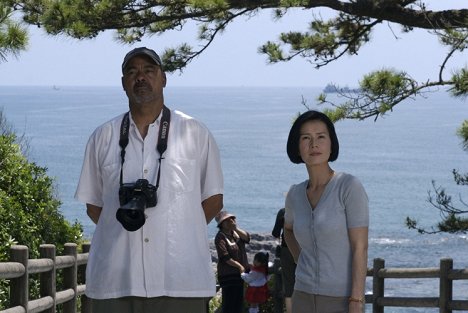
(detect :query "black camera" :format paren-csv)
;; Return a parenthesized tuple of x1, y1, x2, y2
(116, 179, 157, 231)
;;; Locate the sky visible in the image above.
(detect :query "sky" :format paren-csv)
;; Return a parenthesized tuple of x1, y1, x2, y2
(0, 1, 466, 87)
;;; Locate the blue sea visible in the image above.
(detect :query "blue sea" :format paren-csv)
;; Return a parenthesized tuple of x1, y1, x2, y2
(1, 86, 467, 311)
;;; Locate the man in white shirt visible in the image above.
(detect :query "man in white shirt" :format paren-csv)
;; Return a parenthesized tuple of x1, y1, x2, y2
(75, 47, 224, 313)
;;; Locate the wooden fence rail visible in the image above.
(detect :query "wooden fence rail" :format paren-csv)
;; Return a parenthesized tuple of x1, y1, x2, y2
(0, 244, 468, 313)
(0, 243, 90, 313)
(268, 258, 468, 313)
(369, 258, 468, 313)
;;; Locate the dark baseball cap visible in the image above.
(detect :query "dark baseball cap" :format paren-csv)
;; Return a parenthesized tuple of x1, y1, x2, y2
(121, 47, 162, 73)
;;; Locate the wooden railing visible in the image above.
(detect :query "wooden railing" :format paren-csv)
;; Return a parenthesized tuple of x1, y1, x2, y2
(269, 258, 468, 313)
(1, 244, 468, 313)
(0, 243, 90, 313)
(369, 258, 468, 313)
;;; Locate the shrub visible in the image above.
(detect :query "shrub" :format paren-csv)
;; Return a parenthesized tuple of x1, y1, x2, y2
(0, 113, 83, 309)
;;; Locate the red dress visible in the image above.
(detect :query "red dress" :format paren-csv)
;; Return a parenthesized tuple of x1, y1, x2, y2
(244, 266, 269, 304)
(246, 284, 269, 304)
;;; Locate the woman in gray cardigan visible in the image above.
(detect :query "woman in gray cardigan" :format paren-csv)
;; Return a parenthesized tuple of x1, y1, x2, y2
(284, 110, 369, 313)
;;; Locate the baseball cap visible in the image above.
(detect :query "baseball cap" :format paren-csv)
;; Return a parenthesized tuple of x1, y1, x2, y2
(122, 47, 162, 73)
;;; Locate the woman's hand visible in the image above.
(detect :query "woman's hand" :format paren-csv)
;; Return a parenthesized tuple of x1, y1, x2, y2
(234, 226, 250, 243)
(226, 258, 245, 273)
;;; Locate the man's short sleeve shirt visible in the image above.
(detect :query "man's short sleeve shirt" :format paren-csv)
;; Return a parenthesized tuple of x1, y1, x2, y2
(75, 109, 223, 299)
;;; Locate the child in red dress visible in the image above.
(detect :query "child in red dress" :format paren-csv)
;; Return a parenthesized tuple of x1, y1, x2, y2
(241, 252, 270, 313)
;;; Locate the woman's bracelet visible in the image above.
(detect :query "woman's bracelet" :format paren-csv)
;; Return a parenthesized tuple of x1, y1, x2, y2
(349, 296, 364, 304)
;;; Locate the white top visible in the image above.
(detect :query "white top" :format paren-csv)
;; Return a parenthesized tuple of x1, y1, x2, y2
(75, 109, 224, 299)
(241, 269, 268, 287)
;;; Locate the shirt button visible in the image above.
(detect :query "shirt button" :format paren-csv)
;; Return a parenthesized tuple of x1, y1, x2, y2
(144, 238, 149, 243)
(144, 169, 148, 174)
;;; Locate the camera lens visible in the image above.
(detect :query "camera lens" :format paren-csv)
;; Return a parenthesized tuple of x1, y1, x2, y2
(117, 179, 157, 231)
(116, 197, 146, 231)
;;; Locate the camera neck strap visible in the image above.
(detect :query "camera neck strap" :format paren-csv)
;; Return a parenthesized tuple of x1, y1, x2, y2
(119, 106, 171, 187)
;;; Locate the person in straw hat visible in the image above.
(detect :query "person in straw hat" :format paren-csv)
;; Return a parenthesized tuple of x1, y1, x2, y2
(214, 210, 250, 313)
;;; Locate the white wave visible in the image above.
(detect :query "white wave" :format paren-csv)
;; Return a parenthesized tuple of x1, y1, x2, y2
(371, 237, 411, 245)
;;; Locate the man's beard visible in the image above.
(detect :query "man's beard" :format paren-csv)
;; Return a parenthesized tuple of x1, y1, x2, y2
(132, 82, 155, 104)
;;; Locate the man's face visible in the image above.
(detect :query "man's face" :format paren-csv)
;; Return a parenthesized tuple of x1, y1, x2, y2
(121, 55, 166, 106)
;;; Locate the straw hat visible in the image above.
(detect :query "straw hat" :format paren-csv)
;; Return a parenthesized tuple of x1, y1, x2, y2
(215, 211, 236, 226)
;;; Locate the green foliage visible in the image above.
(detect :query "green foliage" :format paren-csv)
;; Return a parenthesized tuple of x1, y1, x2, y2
(437, 213, 468, 234)
(260, 13, 373, 65)
(160, 44, 196, 73)
(317, 69, 421, 121)
(406, 116, 468, 234)
(0, 134, 83, 261)
(259, 41, 285, 62)
(0, 1, 28, 62)
(309, 27, 465, 121)
(457, 120, 468, 151)
(208, 294, 221, 313)
(406, 175, 468, 234)
(0, 112, 83, 309)
(450, 68, 468, 98)
(360, 69, 410, 99)
(322, 107, 348, 123)
(259, 12, 371, 67)
(189, 0, 228, 11)
(438, 29, 468, 51)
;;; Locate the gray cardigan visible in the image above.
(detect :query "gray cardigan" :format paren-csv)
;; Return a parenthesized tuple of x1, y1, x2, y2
(285, 172, 369, 297)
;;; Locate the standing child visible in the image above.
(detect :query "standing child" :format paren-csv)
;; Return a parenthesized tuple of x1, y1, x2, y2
(241, 252, 270, 313)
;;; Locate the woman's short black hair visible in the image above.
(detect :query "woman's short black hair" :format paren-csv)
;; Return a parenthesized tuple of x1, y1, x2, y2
(286, 110, 339, 164)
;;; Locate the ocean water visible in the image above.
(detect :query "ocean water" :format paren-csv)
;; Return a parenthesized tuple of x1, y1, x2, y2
(1, 86, 467, 311)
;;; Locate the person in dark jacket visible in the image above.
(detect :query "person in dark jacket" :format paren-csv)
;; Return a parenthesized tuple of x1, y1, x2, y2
(215, 211, 250, 313)
(272, 207, 296, 313)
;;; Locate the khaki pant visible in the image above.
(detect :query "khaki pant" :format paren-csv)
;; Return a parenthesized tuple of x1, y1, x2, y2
(91, 296, 210, 313)
(292, 290, 348, 313)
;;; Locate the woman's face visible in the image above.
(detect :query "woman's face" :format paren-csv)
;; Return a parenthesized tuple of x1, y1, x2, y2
(298, 120, 332, 166)
(221, 217, 236, 231)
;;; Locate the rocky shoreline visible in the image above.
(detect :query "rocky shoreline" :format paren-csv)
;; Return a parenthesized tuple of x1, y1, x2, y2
(209, 233, 280, 263)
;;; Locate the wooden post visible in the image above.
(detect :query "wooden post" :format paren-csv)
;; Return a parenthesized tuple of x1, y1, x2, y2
(373, 258, 385, 313)
(40, 244, 56, 313)
(63, 243, 77, 313)
(80, 243, 91, 313)
(439, 258, 453, 313)
(10, 245, 29, 313)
